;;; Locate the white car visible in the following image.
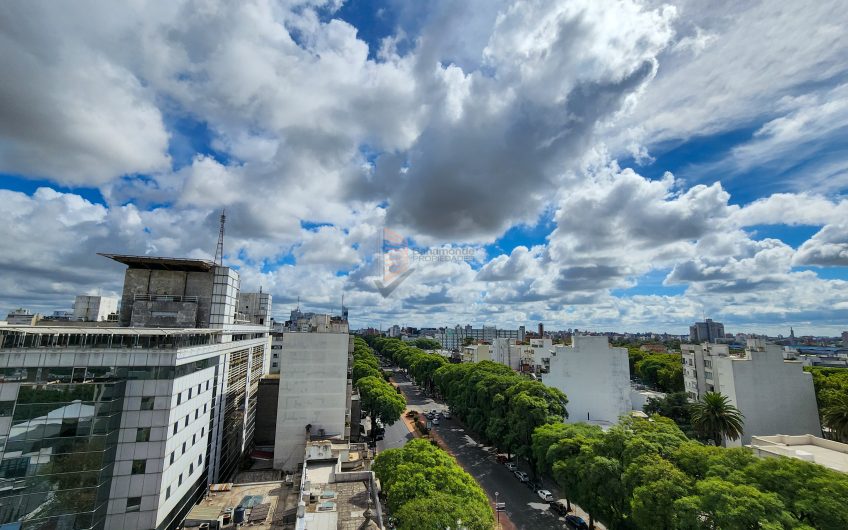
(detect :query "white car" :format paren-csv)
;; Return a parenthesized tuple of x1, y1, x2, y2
(537, 490, 554, 502)
(504, 462, 517, 471)
(514, 470, 529, 482)
(432, 417, 439, 425)
(443, 410, 451, 419)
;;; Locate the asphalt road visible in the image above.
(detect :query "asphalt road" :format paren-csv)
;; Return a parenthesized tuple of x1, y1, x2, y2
(387, 368, 567, 530)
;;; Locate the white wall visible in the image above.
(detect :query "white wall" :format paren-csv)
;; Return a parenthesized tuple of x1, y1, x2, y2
(543, 336, 630, 425)
(274, 332, 350, 470)
(717, 346, 822, 446)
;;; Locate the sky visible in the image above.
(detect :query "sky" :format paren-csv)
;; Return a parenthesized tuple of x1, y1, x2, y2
(1, 0, 847, 336)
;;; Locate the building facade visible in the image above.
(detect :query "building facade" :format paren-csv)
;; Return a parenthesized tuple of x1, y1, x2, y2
(682, 338, 822, 446)
(273, 332, 352, 471)
(0, 254, 271, 530)
(543, 336, 630, 425)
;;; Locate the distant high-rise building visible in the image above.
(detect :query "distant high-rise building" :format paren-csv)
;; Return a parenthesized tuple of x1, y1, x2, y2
(689, 318, 725, 343)
(538, 322, 544, 337)
(842, 330, 848, 346)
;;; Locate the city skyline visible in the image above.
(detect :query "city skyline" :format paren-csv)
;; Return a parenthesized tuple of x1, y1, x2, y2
(2, 1, 847, 336)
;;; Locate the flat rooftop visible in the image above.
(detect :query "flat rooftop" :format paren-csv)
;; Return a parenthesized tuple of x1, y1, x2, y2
(750, 434, 848, 473)
(184, 481, 289, 529)
(99, 253, 216, 272)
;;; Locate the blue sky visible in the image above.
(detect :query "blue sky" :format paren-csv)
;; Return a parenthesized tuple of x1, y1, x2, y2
(1, 0, 847, 335)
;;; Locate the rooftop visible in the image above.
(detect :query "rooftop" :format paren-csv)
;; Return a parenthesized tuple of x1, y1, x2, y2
(99, 253, 216, 272)
(749, 434, 848, 473)
(184, 481, 289, 529)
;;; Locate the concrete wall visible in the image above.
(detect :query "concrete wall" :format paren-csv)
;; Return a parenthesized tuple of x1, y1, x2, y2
(273, 332, 350, 471)
(119, 269, 215, 326)
(717, 346, 822, 446)
(544, 336, 631, 425)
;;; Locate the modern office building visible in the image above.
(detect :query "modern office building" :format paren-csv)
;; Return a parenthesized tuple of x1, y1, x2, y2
(0, 254, 271, 530)
(434, 324, 526, 350)
(682, 338, 821, 446)
(273, 332, 352, 471)
(543, 336, 630, 425)
(689, 318, 725, 343)
(5, 309, 40, 326)
(73, 296, 119, 322)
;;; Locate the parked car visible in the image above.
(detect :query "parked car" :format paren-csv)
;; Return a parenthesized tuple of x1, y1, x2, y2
(513, 470, 529, 482)
(443, 410, 451, 419)
(504, 462, 517, 471)
(537, 489, 554, 502)
(565, 515, 589, 530)
(496, 454, 509, 464)
(527, 480, 542, 491)
(550, 500, 569, 516)
(432, 417, 439, 425)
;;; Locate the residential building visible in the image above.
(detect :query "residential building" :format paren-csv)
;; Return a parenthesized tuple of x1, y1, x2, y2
(842, 331, 848, 346)
(682, 338, 821, 446)
(269, 312, 349, 375)
(492, 338, 520, 370)
(530, 338, 553, 373)
(273, 332, 352, 471)
(689, 318, 725, 343)
(73, 295, 119, 322)
(462, 344, 491, 363)
(434, 325, 526, 350)
(543, 335, 630, 425)
(749, 434, 848, 473)
(0, 254, 271, 530)
(5, 308, 40, 326)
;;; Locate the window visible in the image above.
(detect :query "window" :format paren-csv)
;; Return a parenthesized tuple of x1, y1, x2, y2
(192, 434, 196, 445)
(198, 455, 202, 465)
(178, 474, 183, 486)
(201, 427, 205, 437)
(126, 497, 141, 512)
(131, 459, 146, 475)
(206, 381, 209, 390)
(185, 415, 189, 427)
(169, 452, 175, 465)
(195, 409, 199, 420)
(182, 442, 186, 454)
(188, 388, 192, 399)
(705, 371, 713, 380)
(173, 422, 178, 435)
(136, 428, 151, 442)
(166, 486, 171, 499)
(189, 463, 194, 475)
(177, 393, 182, 405)
(203, 404, 207, 413)
(272, 362, 278, 368)
(140, 397, 154, 411)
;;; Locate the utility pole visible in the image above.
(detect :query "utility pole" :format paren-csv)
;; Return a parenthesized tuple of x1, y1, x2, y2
(214, 209, 226, 266)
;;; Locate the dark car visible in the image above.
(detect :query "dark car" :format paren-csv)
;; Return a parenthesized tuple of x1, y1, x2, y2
(565, 514, 589, 530)
(549, 500, 569, 516)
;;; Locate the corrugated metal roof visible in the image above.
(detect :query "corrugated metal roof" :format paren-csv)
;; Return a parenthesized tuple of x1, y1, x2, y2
(99, 253, 216, 272)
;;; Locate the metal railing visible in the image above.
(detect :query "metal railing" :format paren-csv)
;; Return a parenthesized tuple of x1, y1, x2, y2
(133, 294, 200, 303)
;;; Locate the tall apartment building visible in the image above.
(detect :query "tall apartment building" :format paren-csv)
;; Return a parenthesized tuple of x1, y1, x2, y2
(269, 314, 349, 375)
(543, 336, 630, 425)
(273, 332, 353, 471)
(435, 324, 526, 350)
(73, 295, 119, 322)
(689, 318, 725, 343)
(0, 254, 271, 530)
(682, 339, 821, 446)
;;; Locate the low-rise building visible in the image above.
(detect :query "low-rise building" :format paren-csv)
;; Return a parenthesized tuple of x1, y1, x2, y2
(462, 343, 491, 363)
(5, 308, 41, 326)
(543, 335, 630, 425)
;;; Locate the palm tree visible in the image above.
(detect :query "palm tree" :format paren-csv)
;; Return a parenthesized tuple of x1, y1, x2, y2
(822, 393, 848, 442)
(691, 392, 744, 447)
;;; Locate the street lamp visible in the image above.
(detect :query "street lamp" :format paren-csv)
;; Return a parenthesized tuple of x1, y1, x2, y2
(495, 492, 500, 525)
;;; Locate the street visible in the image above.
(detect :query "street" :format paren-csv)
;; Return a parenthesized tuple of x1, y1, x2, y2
(383, 367, 592, 530)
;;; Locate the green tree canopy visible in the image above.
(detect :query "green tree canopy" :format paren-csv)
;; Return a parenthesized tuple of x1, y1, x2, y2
(691, 392, 745, 447)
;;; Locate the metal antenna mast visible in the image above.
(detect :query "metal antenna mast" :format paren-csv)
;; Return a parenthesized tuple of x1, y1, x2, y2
(214, 209, 226, 266)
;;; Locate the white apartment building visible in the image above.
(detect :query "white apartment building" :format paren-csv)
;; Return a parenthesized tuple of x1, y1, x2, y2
(682, 339, 821, 446)
(73, 295, 119, 322)
(269, 314, 349, 375)
(543, 336, 630, 425)
(0, 254, 271, 530)
(492, 338, 520, 370)
(273, 332, 352, 471)
(530, 338, 554, 373)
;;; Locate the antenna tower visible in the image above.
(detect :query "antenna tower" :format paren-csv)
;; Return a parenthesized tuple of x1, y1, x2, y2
(214, 209, 226, 266)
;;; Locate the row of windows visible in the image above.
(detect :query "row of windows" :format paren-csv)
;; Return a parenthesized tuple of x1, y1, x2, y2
(175, 381, 210, 405)
(172, 404, 209, 435)
(0, 358, 219, 384)
(164, 453, 203, 501)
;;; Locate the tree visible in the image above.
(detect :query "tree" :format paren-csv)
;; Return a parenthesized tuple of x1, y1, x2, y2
(822, 391, 848, 442)
(674, 477, 795, 530)
(644, 392, 696, 438)
(625, 456, 692, 530)
(357, 376, 405, 439)
(352, 360, 381, 386)
(373, 439, 494, 530)
(413, 338, 442, 351)
(690, 392, 744, 447)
